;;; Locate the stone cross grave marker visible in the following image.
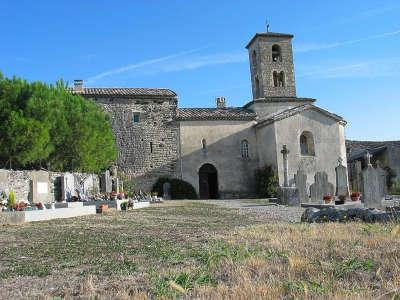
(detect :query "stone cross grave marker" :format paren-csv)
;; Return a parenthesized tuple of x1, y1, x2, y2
(295, 169, 308, 203)
(280, 145, 290, 187)
(335, 157, 349, 196)
(310, 172, 335, 202)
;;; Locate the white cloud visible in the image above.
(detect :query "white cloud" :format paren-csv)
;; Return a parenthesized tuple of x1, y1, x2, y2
(85, 48, 247, 84)
(295, 29, 400, 53)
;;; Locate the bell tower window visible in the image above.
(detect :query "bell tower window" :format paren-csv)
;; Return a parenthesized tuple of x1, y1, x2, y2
(272, 44, 281, 62)
(252, 50, 257, 66)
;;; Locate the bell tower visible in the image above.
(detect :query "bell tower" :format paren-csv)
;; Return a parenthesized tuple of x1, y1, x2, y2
(246, 32, 296, 99)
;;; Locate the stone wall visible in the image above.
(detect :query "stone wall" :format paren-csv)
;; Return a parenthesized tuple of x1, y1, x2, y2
(248, 36, 296, 98)
(179, 120, 259, 198)
(0, 169, 99, 203)
(89, 96, 179, 192)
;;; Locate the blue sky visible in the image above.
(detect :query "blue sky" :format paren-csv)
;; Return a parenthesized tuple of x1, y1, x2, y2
(1, 0, 399, 141)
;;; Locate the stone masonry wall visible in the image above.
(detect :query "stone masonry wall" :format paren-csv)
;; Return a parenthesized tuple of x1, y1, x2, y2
(0, 169, 99, 203)
(248, 36, 296, 99)
(92, 96, 179, 192)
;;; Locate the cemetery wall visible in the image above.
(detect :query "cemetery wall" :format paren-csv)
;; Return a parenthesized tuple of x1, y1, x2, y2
(0, 169, 99, 203)
(94, 97, 180, 192)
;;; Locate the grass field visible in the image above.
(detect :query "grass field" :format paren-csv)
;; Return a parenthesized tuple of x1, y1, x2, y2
(0, 201, 399, 299)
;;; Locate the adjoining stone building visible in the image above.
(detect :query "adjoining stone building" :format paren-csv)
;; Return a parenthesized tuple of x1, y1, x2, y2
(73, 31, 348, 198)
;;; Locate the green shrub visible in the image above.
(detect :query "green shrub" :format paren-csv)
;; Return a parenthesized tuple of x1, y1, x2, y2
(254, 165, 279, 198)
(7, 191, 16, 209)
(152, 178, 197, 199)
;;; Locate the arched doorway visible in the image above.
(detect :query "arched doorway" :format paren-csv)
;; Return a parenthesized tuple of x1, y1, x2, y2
(199, 163, 219, 199)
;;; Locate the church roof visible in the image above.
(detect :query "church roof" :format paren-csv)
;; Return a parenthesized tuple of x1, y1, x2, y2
(70, 87, 177, 98)
(255, 104, 346, 127)
(246, 32, 294, 48)
(243, 97, 315, 108)
(177, 107, 257, 121)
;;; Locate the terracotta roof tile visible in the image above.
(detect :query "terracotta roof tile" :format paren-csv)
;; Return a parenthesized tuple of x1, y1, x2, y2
(69, 87, 177, 97)
(177, 108, 256, 121)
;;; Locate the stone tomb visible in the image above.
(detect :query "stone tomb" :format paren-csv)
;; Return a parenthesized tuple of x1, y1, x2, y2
(0, 169, 9, 193)
(100, 170, 112, 193)
(61, 172, 75, 202)
(362, 164, 382, 209)
(30, 170, 51, 204)
(310, 172, 334, 202)
(295, 169, 308, 203)
(335, 159, 349, 196)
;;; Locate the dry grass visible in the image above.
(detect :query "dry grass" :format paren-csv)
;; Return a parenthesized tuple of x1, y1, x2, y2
(0, 201, 399, 299)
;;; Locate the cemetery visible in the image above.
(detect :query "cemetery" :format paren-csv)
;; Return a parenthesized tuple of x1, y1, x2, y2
(0, 167, 158, 225)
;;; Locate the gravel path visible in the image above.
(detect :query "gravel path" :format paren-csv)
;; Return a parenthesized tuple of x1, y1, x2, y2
(206, 199, 305, 223)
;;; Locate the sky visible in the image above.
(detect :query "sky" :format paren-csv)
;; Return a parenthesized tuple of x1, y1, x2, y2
(0, 0, 399, 141)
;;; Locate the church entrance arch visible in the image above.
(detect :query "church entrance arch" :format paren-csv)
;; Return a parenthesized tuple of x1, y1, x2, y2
(199, 163, 219, 199)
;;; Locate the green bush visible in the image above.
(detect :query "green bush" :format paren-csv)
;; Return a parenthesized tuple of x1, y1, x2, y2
(152, 178, 197, 199)
(254, 165, 279, 198)
(7, 191, 16, 209)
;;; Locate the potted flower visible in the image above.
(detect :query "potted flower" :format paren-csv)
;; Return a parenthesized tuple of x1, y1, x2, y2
(110, 192, 118, 200)
(323, 195, 333, 204)
(351, 192, 361, 201)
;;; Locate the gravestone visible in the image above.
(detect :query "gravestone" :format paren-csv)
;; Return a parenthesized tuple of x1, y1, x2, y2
(278, 187, 300, 206)
(376, 161, 387, 198)
(30, 170, 51, 204)
(281, 145, 290, 187)
(163, 182, 171, 200)
(295, 169, 308, 203)
(354, 161, 363, 193)
(0, 169, 9, 193)
(362, 153, 382, 208)
(335, 158, 349, 196)
(100, 170, 112, 193)
(310, 172, 335, 202)
(61, 172, 75, 202)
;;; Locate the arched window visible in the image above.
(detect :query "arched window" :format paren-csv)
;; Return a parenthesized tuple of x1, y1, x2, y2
(272, 44, 281, 62)
(201, 138, 207, 151)
(241, 140, 249, 158)
(255, 77, 260, 98)
(300, 131, 315, 156)
(278, 71, 285, 87)
(252, 50, 257, 66)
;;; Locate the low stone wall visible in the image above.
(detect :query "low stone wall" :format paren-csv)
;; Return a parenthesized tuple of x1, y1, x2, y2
(0, 169, 100, 204)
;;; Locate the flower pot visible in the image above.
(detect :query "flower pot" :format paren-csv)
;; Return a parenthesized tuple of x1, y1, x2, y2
(351, 196, 360, 202)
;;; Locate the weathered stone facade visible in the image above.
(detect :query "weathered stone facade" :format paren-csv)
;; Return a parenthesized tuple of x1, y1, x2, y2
(246, 33, 296, 98)
(74, 91, 180, 192)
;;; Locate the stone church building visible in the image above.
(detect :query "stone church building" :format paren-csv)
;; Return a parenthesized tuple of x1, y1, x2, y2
(73, 31, 347, 199)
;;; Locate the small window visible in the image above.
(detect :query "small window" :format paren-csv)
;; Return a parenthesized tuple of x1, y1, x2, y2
(300, 131, 315, 156)
(150, 142, 153, 153)
(133, 113, 140, 123)
(201, 138, 207, 151)
(272, 44, 281, 62)
(241, 140, 249, 158)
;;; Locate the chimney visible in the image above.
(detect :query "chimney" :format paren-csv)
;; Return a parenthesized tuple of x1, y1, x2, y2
(216, 96, 226, 108)
(74, 79, 84, 91)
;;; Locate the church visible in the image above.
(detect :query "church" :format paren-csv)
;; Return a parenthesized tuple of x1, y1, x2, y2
(72, 31, 348, 199)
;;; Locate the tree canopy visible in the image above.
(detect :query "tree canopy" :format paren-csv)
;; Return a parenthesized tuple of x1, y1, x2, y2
(0, 73, 117, 173)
